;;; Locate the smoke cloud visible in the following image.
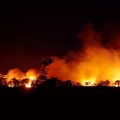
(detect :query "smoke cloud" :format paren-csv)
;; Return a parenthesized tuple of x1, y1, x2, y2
(2, 23, 120, 86)
(47, 23, 120, 85)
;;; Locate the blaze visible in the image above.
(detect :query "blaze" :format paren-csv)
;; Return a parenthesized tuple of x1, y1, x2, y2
(25, 69, 39, 88)
(25, 82, 32, 88)
(26, 69, 39, 81)
(47, 24, 120, 86)
(6, 68, 25, 82)
(2, 23, 120, 87)
(82, 80, 96, 86)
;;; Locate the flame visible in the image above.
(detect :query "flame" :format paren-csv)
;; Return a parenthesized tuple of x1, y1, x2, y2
(28, 76, 36, 81)
(1, 23, 120, 87)
(26, 69, 39, 81)
(6, 68, 25, 82)
(82, 80, 96, 86)
(25, 82, 32, 88)
(47, 24, 120, 86)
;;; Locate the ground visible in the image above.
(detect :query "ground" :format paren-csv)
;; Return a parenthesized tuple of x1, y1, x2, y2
(0, 86, 119, 118)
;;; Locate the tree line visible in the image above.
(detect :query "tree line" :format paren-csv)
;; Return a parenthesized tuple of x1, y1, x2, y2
(0, 58, 120, 88)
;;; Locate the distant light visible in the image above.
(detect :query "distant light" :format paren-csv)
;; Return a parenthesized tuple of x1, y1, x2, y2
(25, 83, 32, 88)
(28, 76, 36, 81)
(8, 83, 14, 87)
(82, 80, 95, 86)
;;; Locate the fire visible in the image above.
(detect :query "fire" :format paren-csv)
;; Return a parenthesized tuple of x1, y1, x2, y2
(6, 68, 25, 82)
(26, 69, 39, 81)
(28, 76, 36, 81)
(25, 69, 39, 88)
(82, 80, 96, 86)
(1, 24, 120, 88)
(25, 82, 32, 88)
(47, 24, 120, 86)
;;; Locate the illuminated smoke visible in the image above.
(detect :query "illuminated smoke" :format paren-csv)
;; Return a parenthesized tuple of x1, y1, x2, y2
(26, 69, 39, 80)
(47, 23, 120, 86)
(6, 68, 25, 82)
(3, 23, 120, 87)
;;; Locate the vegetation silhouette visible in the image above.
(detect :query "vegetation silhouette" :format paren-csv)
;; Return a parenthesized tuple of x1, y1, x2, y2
(38, 57, 53, 83)
(0, 57, 120, 104)
(114, 80, 120, 87)
(97, 80, 110, 87)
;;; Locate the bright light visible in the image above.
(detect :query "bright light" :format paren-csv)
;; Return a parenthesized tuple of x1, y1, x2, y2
(28, 76, 36, 81)
(25, 83, 32, 88)
(82, 80, 96, 86)
(113, 84, 118, 87)
(8, 83, 14, 87)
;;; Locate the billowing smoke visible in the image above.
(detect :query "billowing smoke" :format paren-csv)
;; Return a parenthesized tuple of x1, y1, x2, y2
(26, 69, 39, 80)
(3, 23, 120, 86)
(6, 68, 25, 82)
(6, 68, 39, 82)
(47, 23, 120, 85)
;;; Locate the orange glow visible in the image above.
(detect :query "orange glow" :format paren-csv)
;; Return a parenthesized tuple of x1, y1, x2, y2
(26, 69, 39, 81)
(6, 68, 25, 82)
(82, 80, 96, 86)
(28, 76, 36, 81)
(2, 24, 120, 87)
(25, 82, 32, 88)
(46, 25, 120, 86)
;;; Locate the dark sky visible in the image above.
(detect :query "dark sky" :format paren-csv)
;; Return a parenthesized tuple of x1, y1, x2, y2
(0, 1, 120, 73)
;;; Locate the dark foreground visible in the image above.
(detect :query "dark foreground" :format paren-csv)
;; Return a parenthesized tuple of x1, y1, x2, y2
(0, 86, 119, 118)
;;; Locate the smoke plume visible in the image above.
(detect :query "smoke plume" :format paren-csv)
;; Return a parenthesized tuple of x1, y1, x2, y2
(47, 23, 120, 85)
(3, 23, 120, 86)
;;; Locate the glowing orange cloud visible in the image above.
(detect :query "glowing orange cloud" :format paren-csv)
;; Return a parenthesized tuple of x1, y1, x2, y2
(47, 24, 120, 86)
(3, 23, 120, 87)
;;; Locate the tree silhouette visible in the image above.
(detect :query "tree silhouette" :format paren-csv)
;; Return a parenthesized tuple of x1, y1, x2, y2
(41, 58, 53, 75)
(114, 80, 120, 87)
(104, 80, 110, 86)
(43, 77, 58, 88)
(97, 80, 110, 87)
(63, 80, 72, 87)
(83, 81, 96, 86)
(75, 82, 82, 86)
(35, 79, 42, 87)
(84, 81, 90, 86)
(12, 78, 19, 87)
(1, 79, 7, 87)
(31, 80, 37, 87)
(20, 78, 29, 87)
(39, 57, 53, 83)
(8, 80, 14, 87)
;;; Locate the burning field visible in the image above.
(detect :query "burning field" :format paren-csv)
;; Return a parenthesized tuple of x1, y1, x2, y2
(1, 24, 120, 88)
(47, 23, 120, 87)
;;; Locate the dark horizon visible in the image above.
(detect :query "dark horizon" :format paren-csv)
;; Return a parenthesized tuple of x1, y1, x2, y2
(0, 2, 120, 73)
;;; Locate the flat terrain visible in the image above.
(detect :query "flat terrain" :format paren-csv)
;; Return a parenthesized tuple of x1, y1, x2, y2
(0, 86, 119, 118)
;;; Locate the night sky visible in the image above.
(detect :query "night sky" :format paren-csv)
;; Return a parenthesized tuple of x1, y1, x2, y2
(0, 1, 120, 73)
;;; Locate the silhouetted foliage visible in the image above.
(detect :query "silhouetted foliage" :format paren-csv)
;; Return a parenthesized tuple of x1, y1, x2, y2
(42, 78, 57, 89)
(98, 80, 110, 87)
(38, 75, 47, 82)
(41, 57, 53, 67)
(20, 78, 29, 87)
(35, 79, 42, 87)
(114, 80, 120, 87)
(7, 78, 19, 87)
(1, 79, 7, 87)
(0, 78, 3, 86)
(75, 82, 82, 86)
(12, 78, 19, 87)
(8, 80, 14, 87)
(84, 81, 90, 86)
(63, 80, 72, 87)
(31, 80, 37, 87)
(39, 57, 53, 83)
(83, 81, 96, 86)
